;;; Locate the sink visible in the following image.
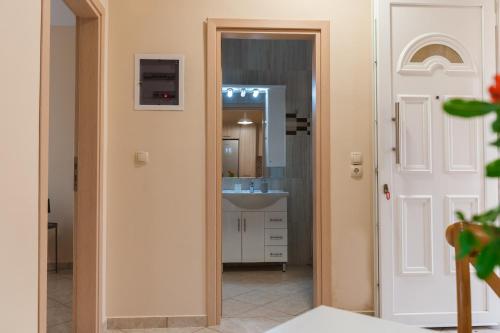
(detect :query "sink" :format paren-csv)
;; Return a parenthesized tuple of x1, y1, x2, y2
(222, 190, 288, 209)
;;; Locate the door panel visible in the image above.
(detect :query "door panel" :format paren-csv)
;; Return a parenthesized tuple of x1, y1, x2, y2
(377, 0, 499, 326)
(242, 212, 265, 262)
(399, 95, 432, 172)
(222, 211, 241, 263)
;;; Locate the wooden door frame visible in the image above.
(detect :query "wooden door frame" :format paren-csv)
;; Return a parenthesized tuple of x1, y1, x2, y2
(206, 18, 332, 325)
(39, 0, 105, 332)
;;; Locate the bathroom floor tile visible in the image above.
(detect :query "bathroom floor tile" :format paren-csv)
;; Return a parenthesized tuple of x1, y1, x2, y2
(222, 299, 258, 317)
(221, 265, 313, 325)
(214, 317, 280, 333)
(231, 290, 281, 306)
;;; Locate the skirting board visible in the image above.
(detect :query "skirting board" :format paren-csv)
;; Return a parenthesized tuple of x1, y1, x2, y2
(356, 310, 375, 316)
(47, 262, 73, 271)
(107, 315, 207, 329)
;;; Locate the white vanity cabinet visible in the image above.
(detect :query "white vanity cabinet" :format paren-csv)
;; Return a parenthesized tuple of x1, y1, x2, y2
(222, 211, 242, 263)
(222, 196, 288, 270)
(241, 212, 265, 262)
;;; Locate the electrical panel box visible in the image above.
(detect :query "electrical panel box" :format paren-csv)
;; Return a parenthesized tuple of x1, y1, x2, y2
(135, 54, 184, 111)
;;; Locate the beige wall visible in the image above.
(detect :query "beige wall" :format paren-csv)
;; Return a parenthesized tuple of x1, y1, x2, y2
(48, 26, 76, 265)
(106, 0, 374, 317)
(0, 1, 41, 331)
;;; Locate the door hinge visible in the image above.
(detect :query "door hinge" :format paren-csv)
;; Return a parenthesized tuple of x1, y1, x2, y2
(74, 156, 78, 192)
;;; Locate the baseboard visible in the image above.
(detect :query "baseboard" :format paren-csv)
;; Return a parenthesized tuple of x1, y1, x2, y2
(107, 315, 207, 329)
(356, 310, 375, 316)
(47, 262, 73, 271)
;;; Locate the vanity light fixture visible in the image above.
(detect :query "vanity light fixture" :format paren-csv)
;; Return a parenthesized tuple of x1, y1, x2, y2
(240, 88, 246, 98)
(237, 112, 253, 125)
(252, 88, 260, 98)
(227, 88, 234, 98)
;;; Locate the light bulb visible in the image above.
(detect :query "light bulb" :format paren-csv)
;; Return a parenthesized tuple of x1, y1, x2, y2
(227, 88, 233, 98)
(240, 89, 246, 98)
(237, 112, 253, 125)
(252, 89, 259, 98)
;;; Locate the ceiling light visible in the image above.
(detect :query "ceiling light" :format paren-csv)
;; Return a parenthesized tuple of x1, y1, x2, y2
(227, 88, 233, 98)
(237, 112, 253, 125)
(240, 89, 246, 98)
(252, 89, 260, 98)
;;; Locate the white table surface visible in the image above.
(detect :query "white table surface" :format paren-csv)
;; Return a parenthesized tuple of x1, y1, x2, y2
(267, 306, 431, 333)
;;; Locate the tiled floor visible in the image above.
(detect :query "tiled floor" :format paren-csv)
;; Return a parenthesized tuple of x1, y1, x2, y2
(106, 266, 313, 333)
(48, 267, 499, 333)
(47, 269, 73, 333)
(222, 265, 313, 321)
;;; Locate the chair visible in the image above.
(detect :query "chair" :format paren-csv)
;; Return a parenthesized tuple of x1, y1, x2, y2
(48, 199, 59, 273)
(446, 222, 500, 333)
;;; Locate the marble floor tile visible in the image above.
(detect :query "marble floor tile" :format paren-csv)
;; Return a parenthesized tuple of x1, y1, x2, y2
(234, 306, 290, 319)
(47, 304, 72, 327)
(221, 265, 313, 327)
(222, 299, 259, 317)
(213, 317, 280, 333)
(231, 290, 282, 306)
(47, 322, 72, 333)
(47, 269, 73, 330)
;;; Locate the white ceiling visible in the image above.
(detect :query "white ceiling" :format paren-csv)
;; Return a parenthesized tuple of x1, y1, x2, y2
(51, 0, 75, 26)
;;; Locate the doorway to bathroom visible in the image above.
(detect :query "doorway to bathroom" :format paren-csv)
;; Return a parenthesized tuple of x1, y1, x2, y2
(206, 19, 332, 326)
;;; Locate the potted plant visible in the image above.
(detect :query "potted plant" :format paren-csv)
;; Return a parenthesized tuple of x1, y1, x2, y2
(443, 76, 500, 279)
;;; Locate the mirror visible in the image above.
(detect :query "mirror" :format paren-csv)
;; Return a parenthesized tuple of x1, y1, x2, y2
(222, 85, 286, 179)
(222, 108, 264, 178)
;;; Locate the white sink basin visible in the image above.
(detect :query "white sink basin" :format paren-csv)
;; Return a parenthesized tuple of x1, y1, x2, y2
(222, 190, 288, 209)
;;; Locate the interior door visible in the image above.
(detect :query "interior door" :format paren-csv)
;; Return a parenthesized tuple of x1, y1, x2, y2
(377, 0, 499, 327)
(242, 212, 265, 262)
(222, 211, 242, 263)
(222, 139, 239, 177)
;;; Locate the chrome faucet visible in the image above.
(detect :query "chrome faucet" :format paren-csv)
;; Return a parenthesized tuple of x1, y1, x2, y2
(249, 180, 255, 193)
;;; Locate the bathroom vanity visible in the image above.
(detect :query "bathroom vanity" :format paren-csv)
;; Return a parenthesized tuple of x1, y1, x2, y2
(222, 190, 288, 271)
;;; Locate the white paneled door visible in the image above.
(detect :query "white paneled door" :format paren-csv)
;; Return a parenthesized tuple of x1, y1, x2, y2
(377, 0, 499, 327)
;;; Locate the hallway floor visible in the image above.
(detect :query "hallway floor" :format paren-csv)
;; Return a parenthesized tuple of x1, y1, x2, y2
(48, 267, 499, 333)
(47, 269, 73, 333)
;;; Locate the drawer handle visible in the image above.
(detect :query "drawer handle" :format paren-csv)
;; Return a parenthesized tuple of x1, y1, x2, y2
(270, 236, 283, 240)
(270, 253, 283, 257)
(270, 218, 283, 222)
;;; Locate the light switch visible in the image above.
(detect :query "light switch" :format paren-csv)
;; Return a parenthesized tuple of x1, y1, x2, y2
(135, 151, 149, 164)
(350, 152, 363, 165)
(351, 165, 363, 178)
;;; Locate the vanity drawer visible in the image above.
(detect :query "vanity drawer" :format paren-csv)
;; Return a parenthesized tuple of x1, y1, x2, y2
(265, 229, 287, 246)
(265, 212, 287, 228)
(265, 246, 288, 262)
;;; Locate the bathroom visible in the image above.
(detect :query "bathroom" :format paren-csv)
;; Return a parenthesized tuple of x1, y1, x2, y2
(221, 38, 314, 324)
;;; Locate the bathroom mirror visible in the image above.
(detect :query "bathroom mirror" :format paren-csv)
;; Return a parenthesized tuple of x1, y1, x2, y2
(222, 85, 286, 179)
(222, 107, 264, 178)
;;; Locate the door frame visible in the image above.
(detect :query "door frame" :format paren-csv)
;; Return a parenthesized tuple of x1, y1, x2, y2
(206, 18, 332, 325)
(38, 0, 105, 332)
(374, 0, 499, 324)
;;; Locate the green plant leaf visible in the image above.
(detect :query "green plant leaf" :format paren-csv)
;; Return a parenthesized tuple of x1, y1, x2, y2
(492, 116, 500, 133)
(491, 137, 500, 147)
(486, 159, 500, 177)
(443, 99, 499, 118)
(457, 230, 479, 259)
(472, 206, 500, 224)
(455, 211, 466, 221)
(475, 240, 500, 279)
